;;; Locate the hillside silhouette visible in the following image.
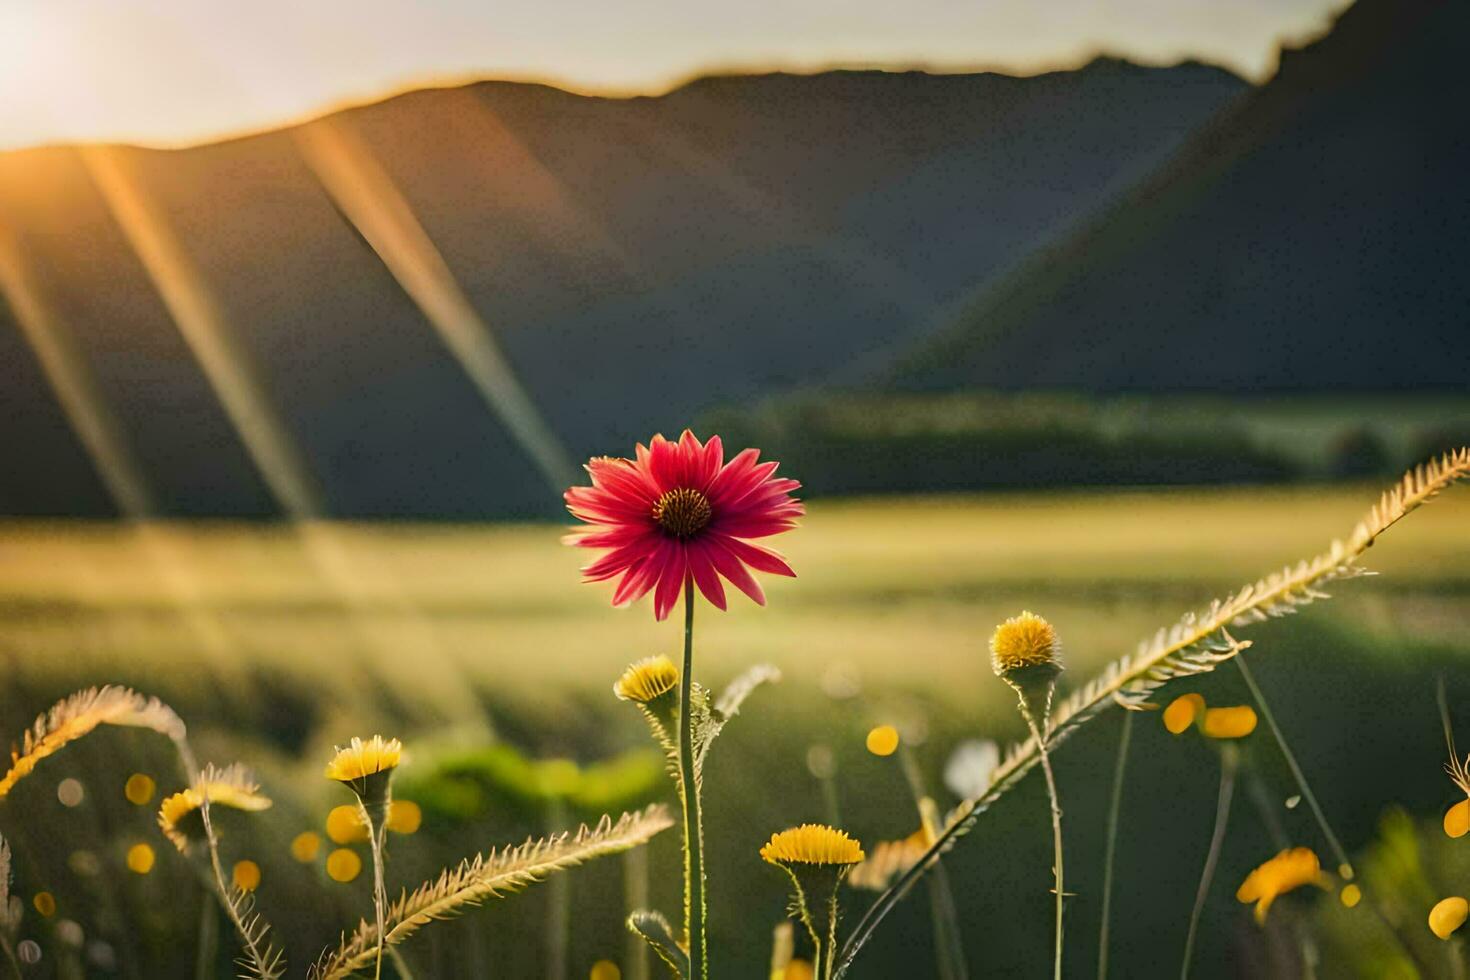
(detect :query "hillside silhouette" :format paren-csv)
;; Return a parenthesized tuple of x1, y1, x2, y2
(887, 0, 1468, 393)
(0, 62, 1242, 516)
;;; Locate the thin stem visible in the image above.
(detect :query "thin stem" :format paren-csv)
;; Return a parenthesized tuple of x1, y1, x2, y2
(926, 867, 968, 980)
(360, 801, 389, 980)
(820, 772, 843, 827)
(1181, 744, 1237, 980)
(677, 578, 707, 979)
(1235, 657, 1353, 878)
(824, 889, 841, 980)
(1020, 699, 1065, 980)
(624, 848, 651, 980)
(194, 893, 218, 980)
(897, 745, 967, 980)
(0, 933, 22, 980)
(1097, 709, 1134, 980)
(546, 799, 569, 980)
(388, 946, 415, 980)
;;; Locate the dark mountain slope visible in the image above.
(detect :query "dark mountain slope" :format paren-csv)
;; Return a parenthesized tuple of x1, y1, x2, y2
(887, 0, 1469, 393)
(0, 63, 1244, 516)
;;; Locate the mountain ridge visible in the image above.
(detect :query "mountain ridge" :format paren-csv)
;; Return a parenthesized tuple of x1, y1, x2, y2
(0, 60, 1248, 516)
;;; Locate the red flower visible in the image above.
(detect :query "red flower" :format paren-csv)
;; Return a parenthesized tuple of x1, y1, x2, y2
(565, 430, 803, 620)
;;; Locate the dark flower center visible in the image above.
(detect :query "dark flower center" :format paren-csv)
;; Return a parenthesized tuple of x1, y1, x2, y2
(652, 488, 712, 538)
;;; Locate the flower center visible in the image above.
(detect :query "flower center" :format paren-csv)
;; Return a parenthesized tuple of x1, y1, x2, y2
(652, 488, 712, 538)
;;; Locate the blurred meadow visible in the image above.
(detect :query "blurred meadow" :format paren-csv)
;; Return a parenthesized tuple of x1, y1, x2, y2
(0, 484, 1467, 976)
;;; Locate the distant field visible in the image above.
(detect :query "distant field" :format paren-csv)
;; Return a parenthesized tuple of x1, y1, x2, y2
(0, 485, 1466, 977)
(0, 484, 1465, 716)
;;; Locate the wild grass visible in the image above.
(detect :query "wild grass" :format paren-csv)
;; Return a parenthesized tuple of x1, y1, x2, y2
(0, 466, 1464, 976)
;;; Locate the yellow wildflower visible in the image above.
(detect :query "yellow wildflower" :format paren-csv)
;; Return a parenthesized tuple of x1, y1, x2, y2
(989, 611, 1062, 677)
(1163, 694, 1206, 735)
(1202, 706, 1258, 739)
(157, 765, 272, 853)
(1431, 897, 1469, 940)
(1236, 848, 1325, 923)
(760, 825, 865, 867)
(613, 656, 679, 704)
(1447, 799, 1470, 839)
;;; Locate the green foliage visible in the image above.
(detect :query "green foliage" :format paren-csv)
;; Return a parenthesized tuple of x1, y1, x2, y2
(395, 744, 666, 823)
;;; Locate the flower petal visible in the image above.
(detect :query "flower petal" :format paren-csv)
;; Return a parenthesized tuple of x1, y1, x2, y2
(688, 540, 728, 610)
(653, 545, 688, 621)
(704, 537, 767, 606)
(712, 534, 796, 577)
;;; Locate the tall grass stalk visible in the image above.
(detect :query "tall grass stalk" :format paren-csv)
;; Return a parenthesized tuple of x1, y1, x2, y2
(1180, 743, 1238, 980)
(1096, 710, 1133, 980)
(678, 579, 708, 979)
(1234, 656, 1352, 878)
(834, 451, 1469, 978)
(897, 746, 968, 980)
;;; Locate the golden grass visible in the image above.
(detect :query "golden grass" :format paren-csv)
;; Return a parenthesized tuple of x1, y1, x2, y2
(307, 806, 673, 980)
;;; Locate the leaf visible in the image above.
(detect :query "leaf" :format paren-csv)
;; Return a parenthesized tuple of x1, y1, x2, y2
(697, 665, 781, 768)
(221, 886, 285, 980)
(627, 908, 688, 978)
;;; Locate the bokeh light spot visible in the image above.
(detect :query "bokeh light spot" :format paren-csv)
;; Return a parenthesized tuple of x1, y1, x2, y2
(125, 843, 155, 875)
(124, 773, 156, 806)
(233, 860, 261, 892)
(327, 848, 362, 883)
(866, 725, 899, 757)
(291, 831, 322, 862)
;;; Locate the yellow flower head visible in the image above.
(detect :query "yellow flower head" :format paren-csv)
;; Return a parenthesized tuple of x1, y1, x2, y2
(1431, 897, 1469, 940)
(613, 656, 679, 704)
(1202, 706, 1258, 739)
(989, 611, 1062, 678)
(1236, 847, 1325, 923)
(1446, 799, 1470, 839)
(1163, 694, 1206, 735)
(157, 764, 272, 853)
(760, 824, 865, 867)
(324, 735, 402, 783)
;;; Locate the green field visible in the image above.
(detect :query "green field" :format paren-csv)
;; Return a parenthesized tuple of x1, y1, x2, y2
(0, 485, 1467, 977)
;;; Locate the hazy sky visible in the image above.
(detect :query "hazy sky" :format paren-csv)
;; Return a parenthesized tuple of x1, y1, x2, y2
(1, 0, 1350, 151)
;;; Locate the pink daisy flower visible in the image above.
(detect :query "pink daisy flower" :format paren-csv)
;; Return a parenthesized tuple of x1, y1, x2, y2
(565, 430, 803, 620)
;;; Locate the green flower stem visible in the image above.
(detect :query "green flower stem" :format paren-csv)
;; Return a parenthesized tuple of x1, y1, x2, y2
(1234, 656, 1352, 878)
(1180, 743, 1237, 980)
(1097, 709, 1134, 980)
(1017, 686, 1065, 980)
(897, 745, 967, 980)
(678, 578, 708, 978)
(359, 798, 392, 980)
